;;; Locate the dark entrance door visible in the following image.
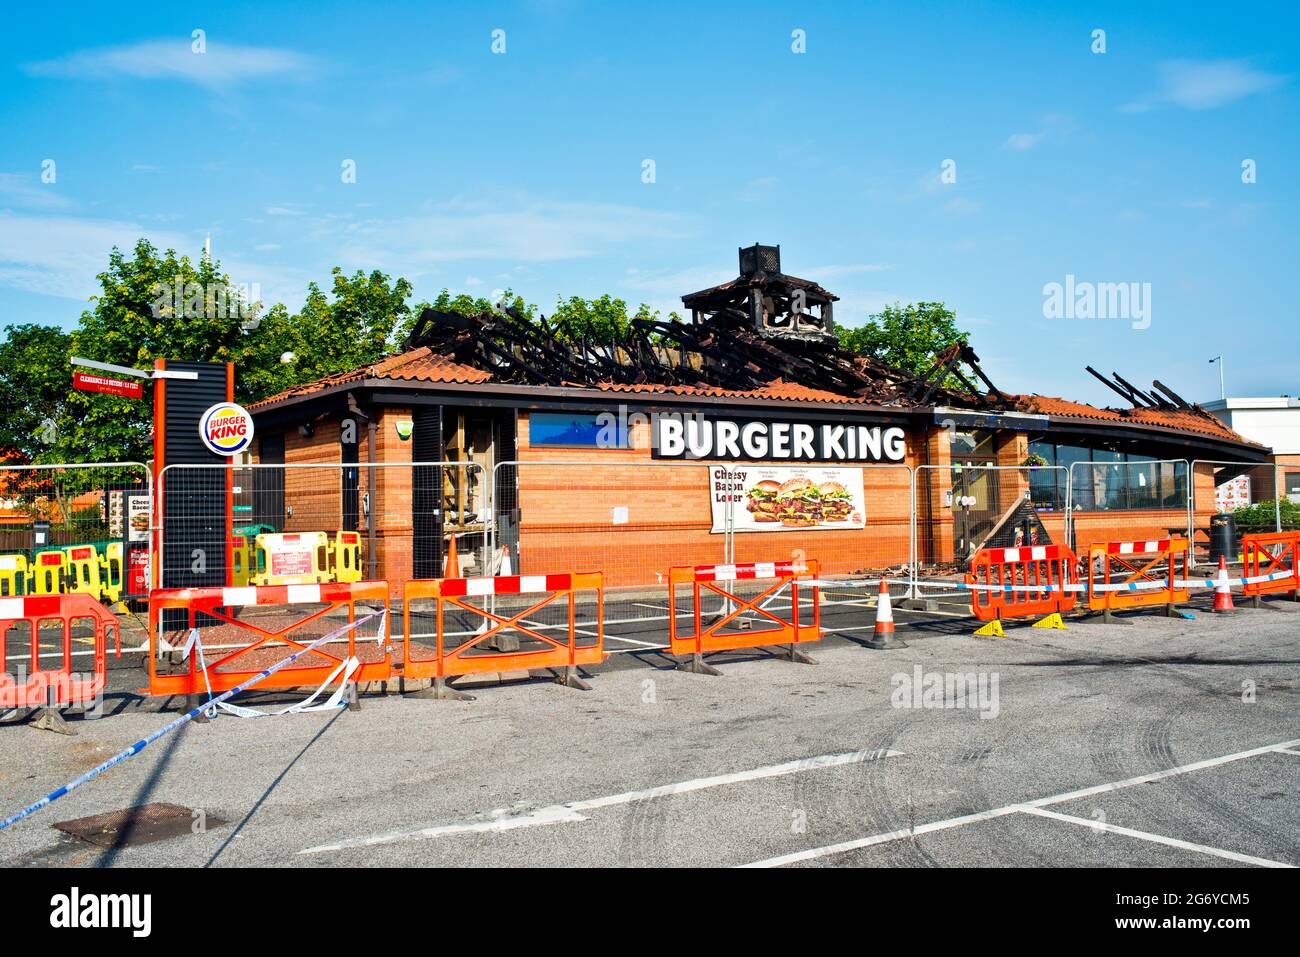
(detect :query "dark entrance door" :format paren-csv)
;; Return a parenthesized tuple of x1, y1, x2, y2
(949, 430, 1000, 565)
(411, 407, 444, 578)
(952, 464, 1001, 563)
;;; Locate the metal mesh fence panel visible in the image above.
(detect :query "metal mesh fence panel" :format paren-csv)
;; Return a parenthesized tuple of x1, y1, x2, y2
(721, 462, 913, 619)
(1066, 459, 1190, 557)
(913, 464, 1068, 575)
(493, 460, 725, 654)
(158, 462, 488, 590)
(0, 462, 152, 603)
(1189, 459, 1287, 568)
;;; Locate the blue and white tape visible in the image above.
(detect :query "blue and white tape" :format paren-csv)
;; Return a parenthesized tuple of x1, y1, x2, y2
(804, 571, 1295, 594)
(0, 609, 382, 832)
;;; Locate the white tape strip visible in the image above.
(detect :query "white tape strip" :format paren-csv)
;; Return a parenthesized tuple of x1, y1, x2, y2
(216, 656, 361, 718)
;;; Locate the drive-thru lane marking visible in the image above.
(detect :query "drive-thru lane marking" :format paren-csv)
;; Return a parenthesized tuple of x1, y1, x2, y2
(742, 737, 1300, 867)
(1017, 806, 1292, 868)
(300, 747, 904, 855)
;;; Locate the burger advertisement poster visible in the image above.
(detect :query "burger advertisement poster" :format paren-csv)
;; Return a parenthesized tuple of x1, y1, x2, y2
(710, 465, 866, 533)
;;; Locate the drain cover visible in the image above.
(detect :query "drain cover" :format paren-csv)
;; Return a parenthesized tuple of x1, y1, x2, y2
(54, 803, 227, 848)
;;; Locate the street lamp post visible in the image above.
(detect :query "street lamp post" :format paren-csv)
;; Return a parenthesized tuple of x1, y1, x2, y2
(1208, 355, 1224, 400)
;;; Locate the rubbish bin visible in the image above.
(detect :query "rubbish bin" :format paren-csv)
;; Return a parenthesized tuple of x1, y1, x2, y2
(1209, 512, 1237, 562)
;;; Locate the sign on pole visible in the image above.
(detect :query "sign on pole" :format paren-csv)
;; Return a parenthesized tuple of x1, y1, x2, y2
(72, 371, 144, 399)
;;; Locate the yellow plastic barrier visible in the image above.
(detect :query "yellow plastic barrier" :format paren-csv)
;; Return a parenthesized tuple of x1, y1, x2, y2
(100, 542, 125, 604)
(31, 549, 68, 595)
(0, 554, 27, 597)
(64, 544, 105, 601)
(250, 531, 331, 586)
(230, 535, 252, 587)
(333, 531, 363, 583)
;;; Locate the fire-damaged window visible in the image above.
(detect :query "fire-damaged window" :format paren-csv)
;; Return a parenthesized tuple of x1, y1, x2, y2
(529, 412, 630, 449)
(1029, 441, 1187, 511)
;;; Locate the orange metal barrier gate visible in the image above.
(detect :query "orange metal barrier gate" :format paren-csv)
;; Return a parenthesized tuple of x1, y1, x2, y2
(147, 581, 391, 697)
(1087, 538, 1190, 618)
(967, 545, 1077, 622)
(403, 573, 605, 696)
(0, 594, 121, 713)
(1242, 531, 1300, 604)
(667, 560, 821, 673)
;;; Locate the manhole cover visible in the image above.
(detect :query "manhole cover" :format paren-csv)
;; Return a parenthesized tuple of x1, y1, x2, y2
(53, 803, 227, 848)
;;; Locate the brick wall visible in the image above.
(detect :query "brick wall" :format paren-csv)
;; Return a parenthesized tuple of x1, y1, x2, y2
(512, 413, 921, 587)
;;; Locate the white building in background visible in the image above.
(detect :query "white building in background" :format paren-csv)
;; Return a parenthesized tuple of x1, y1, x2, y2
(1203, 397, 1300, 503)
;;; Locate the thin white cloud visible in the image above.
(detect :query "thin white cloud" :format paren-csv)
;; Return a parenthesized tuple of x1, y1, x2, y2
(1123, 59, 1288, 112)
(25, 39, 315, 90)
(0, 172, 71, 210)
(0, 212, 309, 307)
(809, 264, 892, 280)
(335, 200, 689, 273)
(1003, 132, 1043, 151)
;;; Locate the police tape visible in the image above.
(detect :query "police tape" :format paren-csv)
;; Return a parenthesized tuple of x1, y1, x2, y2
(186, 609, 387, 719)
(801, 572, 1294, 594)
(0, 609, 383, 832)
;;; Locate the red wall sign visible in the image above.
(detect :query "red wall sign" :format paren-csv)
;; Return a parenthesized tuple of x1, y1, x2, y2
(73, 371, 143, 399)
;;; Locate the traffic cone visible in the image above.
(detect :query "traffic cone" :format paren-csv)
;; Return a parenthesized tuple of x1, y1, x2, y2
(866, 579, 906, 649)
(1213, 555, 1235, 613)
(443, 534, 459, 579)
(499, 543, 513, 576)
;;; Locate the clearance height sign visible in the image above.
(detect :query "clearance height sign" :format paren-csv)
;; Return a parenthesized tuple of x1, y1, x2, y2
(710, 464, 866, 533)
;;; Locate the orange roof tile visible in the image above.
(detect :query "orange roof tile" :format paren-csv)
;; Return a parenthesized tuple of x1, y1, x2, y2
(249, 346, 1263, 451)
(1015, 394, 1258, 445)
(250, 347, 489, 409)
(586, 378, 856, 404)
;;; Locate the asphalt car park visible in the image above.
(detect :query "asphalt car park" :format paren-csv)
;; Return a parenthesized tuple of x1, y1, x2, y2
(0, 586, 1296, 868)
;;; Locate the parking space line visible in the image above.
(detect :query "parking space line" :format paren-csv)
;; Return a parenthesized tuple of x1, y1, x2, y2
(742, 736, 1300, 867)
(1016, 806, 1293, 868)
(300, 747, 904, 855)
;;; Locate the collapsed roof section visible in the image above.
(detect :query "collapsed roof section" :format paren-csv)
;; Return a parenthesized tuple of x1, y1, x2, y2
(401, 304, 1011, 411)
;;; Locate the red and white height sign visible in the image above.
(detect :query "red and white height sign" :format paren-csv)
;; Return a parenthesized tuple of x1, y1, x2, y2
(72, 371, 144, 399)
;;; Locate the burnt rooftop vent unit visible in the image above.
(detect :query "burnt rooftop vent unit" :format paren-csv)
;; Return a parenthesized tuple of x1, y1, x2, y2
(739, 243, 782, 277)
(681, 244, 837, 343)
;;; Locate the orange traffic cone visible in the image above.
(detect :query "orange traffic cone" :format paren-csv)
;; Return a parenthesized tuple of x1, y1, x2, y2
(443, 534, 459, 578)
(1213, 555, 1235, 613)
(867, 579, 906, 649)
(500, 543, 513, 576)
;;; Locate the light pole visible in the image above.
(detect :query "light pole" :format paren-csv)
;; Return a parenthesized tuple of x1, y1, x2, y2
(1208, 355, 1224, 400)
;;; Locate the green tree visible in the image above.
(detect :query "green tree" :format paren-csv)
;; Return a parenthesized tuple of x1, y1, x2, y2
(835, 301, 969, 377)
(0, 323, 73, 462)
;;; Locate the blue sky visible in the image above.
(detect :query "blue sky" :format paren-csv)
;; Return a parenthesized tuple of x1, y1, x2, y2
(0, 0, 1295, 406)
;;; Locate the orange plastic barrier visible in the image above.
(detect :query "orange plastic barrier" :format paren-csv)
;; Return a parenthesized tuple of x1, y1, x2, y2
(967, 545, 1077, 622)
(1242, 531, 1300, 601)
(667, 560, 821, 658)
(147, 581, 391, 697)
(402, 573, 604, 682)
(1087, 538, 1190, 614)
(0, 594, 121, 709)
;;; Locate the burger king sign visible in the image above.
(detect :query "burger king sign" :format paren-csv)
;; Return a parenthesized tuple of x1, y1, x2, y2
(200, 402, 255, 456)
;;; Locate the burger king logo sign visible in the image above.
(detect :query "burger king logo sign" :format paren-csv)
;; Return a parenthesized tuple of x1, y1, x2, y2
(200, 402, 255, 456)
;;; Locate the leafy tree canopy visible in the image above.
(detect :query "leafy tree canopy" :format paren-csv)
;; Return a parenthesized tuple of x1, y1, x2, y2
(835, 301, 969, 378)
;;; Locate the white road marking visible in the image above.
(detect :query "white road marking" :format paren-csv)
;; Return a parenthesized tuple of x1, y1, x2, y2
(602, 634, 664, 649)
(1273, 747, 1300, 757)
(742, 736, 1300, 867)
(1016, 806, 1293, 868)
(737, 805, 1026, 868)
(300, 747, 904, 855)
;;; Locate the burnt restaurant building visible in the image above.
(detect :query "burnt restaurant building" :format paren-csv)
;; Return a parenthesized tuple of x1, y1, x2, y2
(245, 245, 1270, 588)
